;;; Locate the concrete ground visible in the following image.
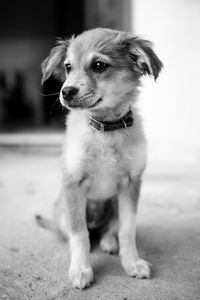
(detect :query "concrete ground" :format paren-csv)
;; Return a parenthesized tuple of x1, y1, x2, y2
(0, 133, 200, 300)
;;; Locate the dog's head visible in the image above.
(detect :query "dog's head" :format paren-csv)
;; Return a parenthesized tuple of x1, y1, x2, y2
(42, 28, 163, 112)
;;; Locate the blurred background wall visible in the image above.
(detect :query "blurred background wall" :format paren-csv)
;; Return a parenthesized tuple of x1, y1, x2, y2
(0, 0, 199, 169)
(0, 0, 85, 129)
(133, 0, 200, 169)
(0, 0, 131, 130)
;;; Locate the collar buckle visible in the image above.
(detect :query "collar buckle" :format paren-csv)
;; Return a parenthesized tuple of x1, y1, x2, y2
(89, 116, 105, 132)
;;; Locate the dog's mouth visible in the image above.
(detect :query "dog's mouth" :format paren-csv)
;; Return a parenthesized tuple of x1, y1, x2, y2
(89, 98, 103, 109)
(67, 98, 103, 109)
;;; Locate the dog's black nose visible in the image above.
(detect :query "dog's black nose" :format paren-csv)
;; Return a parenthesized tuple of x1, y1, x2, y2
(62, 86, 79, 101)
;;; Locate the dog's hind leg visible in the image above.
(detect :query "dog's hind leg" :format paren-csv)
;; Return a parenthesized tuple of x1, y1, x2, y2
(99, 197, 118, 253)
(100, 218, 119, 254)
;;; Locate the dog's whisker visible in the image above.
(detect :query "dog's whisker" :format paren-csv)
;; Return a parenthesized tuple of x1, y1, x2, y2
(55, 97, 60, 103)
(39, 91, 60, 97)
(47, 97, 62, 115)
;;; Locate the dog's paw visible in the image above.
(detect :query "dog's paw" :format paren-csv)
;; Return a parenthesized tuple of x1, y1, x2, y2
(69, 266, 94, 289)
(122, 258, 151, 279)
(100, 234, 119, 254)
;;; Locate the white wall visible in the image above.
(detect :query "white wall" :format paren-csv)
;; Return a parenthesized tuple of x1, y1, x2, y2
(133, 0, 200, 168)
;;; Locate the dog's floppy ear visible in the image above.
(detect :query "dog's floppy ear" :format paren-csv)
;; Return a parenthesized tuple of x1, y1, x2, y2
(120, 34, 163, 80)
(41, 39, 70, 84)
(130, 38, 163, 80)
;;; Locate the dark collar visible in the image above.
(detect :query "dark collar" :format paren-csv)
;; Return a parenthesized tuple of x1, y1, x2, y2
(89, 110, 134, 132)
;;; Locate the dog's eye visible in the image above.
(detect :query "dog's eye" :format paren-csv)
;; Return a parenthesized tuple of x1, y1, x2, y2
(92, 61, 109, 73)
(65, 63, 72, 74)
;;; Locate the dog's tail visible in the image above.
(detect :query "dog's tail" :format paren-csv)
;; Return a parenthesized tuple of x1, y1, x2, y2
(35, 214, 68, 242)
(35, 215, 56, 231)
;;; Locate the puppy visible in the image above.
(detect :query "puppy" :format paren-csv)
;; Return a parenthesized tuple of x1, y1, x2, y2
(39, 28, 163, 289)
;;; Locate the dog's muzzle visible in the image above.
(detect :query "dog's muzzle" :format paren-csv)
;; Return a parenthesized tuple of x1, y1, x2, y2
(62, 86, 79, 102)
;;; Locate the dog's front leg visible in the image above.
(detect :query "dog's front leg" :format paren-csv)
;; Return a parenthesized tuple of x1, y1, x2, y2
(118, 177, 151, 279)
(63, 179, 93, 289)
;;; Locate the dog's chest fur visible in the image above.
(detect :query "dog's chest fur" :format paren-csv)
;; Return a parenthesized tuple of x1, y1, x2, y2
(85, 132, 127, 200)
(63, 111, 146, 201)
